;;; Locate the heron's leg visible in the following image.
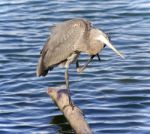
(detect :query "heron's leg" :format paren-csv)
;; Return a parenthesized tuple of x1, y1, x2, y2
(77, 55, 95, 73)
(65, 67, 72, 103)
(65, 53, 78, 109)
(96, 53, 101, 61)
(76, 59, 79, 68)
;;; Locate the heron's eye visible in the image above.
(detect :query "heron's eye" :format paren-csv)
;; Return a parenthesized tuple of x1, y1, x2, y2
(103, 44, 106, 48)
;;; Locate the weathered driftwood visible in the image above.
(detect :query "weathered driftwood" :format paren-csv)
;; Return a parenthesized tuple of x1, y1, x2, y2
(47, 87, 92, 134)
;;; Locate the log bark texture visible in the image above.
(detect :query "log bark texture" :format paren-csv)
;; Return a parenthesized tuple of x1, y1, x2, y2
(47, 87, 92, 134)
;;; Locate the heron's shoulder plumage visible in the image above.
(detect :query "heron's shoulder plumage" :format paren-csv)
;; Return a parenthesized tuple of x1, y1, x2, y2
(51, 19, 92, 35)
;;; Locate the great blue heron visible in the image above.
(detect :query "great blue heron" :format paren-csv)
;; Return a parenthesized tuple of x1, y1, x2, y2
(36, 18, 124, 107)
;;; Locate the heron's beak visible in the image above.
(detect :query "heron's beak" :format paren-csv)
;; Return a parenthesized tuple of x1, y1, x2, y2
(97, 35, 124, 59)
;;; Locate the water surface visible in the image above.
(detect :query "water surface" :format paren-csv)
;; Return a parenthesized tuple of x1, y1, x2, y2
(0, 0, 150, 133)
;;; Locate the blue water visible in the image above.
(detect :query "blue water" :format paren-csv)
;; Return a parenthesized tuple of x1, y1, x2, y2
(0, 0, 150, 133)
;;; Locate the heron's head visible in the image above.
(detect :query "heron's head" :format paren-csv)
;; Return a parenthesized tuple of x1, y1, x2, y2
(91, 29, 124, 59)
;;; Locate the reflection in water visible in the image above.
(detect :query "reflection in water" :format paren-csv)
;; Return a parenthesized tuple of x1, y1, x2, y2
(50, 114, 73, 134)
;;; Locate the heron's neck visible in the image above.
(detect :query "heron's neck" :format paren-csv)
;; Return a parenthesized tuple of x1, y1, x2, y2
(88, 42, 104, 55)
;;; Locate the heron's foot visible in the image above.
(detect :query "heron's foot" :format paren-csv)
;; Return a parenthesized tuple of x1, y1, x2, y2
(77, 66, 84, 73)
(69, 100, 75, 110)
(62, 99, 75, 110)
(69, 101, 83, 114)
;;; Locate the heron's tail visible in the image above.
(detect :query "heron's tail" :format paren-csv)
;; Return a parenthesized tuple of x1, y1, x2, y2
(36, 57, 48, 76)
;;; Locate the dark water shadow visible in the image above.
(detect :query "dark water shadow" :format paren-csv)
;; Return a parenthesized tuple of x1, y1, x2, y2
(50, 114, 74, 134)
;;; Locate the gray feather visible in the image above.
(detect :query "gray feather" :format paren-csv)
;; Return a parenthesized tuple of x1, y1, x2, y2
(37, 19, 91, 76)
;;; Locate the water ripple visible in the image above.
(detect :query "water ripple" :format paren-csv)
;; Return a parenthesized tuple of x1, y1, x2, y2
(0, 0, 150, 133)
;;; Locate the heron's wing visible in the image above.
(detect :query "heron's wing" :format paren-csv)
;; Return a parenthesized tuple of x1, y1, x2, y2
(37, 19, 91, 76)
(42, 19, 92, 65)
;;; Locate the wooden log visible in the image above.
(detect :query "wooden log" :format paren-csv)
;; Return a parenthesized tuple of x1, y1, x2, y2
(47, 87, 92, 134)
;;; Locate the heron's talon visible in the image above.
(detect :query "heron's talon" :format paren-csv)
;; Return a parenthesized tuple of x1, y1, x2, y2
(69, 101, 75, 110)
(63, 101, 75, 110)
(77, 67, 84, 73)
